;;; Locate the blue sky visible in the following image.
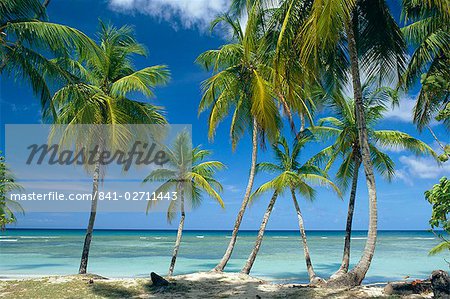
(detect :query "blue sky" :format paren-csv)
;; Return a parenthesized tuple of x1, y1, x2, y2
(0, 0, 449, 231)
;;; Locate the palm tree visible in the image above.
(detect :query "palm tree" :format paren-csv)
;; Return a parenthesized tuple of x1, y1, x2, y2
(275, 0, 407, 286)
(0, 0, 96, 114)
(401, 0, 449, 129)
(310, 84, 437, 278)
(196, 2, 283, 272)
(144, 132, 225, 276)
(240, 136, 340, 284)
(48, 22, 169, 274)
(0, 153, 24, 230)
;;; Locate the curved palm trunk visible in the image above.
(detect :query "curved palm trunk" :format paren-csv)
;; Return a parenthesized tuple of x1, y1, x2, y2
(168, 190, 185, 277)
(427, 125, 449, 158)
(241, 191, 278, 274)
(327, 20, 378, 288)
(332, 157, 361, 278)
(300, 114, 306, 133)
(291, 189, 318, 284)
(214, 118, 258, 272)
(79, 160, 100, 274)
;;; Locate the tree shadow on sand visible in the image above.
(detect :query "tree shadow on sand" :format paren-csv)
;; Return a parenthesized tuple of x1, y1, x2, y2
(140, 273, 379, 299)
(90, 283, 141, 298)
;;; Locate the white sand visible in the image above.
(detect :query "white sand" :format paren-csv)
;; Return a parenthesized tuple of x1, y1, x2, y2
(0, 272, 434, 298)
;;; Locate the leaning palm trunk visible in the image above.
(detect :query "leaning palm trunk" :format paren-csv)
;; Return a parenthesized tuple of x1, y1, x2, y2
(214, 119, 258, 272)
(168, 189, 185, 276)
(241, 191, 278, 274)
(327, 21, 378, 287)
(79, 160, 100, 274)
(291, 189, 320, 284)
(427, 125, 449, 158)
(332, 156, 361, 278)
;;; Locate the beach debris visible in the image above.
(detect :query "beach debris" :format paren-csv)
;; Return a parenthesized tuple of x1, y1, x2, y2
(431, 270, 450, 298)
(151, 272, 170, 287)
(383, 280, 431, 295)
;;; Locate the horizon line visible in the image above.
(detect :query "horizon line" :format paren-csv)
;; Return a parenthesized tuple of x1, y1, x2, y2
(4, 228, 436, 232)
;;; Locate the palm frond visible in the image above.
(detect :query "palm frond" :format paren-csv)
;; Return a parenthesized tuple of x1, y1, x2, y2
(429, 240, 450, 255)
(110, 66, 170, 98)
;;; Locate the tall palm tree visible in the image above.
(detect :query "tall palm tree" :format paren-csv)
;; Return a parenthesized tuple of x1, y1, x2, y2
(310, 84, 437, 278)
(0, 0, 96, 114)
(48, 22, 169, 274)
(0, 153, 24, 230)
(277, 0, 407, 286)
(144, 132, 225, 276)
(241, 136, 340, 284)
(196, 2, 282, 272)
(401, 0, 449, 129)
(268, 0, 328, 133)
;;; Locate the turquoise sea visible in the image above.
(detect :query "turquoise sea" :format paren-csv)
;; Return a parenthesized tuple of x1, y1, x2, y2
(0, 229, 445, 283)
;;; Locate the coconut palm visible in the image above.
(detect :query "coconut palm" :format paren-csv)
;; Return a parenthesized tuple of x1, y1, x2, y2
(144, 132, 225, 276)
(310, 84, 437, 278)
(48, 22, 169, 274)
(241, 136, 340, 284)
(276, 0, 407, 286)
(0, 0, 96, 114)
(0, 153, 24, 230)
(401, 0, 449, 129)
(196, 2, 283, 272)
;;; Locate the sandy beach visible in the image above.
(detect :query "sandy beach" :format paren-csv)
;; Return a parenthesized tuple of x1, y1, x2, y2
(0, 272, 433, 299)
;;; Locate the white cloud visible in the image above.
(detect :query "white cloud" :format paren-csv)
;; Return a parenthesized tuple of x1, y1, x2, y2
(108, 0, 230, 30)
(224, 184, 241, 193)
(395, 155, 450, 184)
(383, 96, 416, 122)
(394, 169, 413, 185)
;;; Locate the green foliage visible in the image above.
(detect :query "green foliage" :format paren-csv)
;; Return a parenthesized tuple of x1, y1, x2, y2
(438, 145, 450, 162)
(197, 2, 284, 149)
(310, 83, 437, 192)
(426, 177, 450, 255)
(47, 22, 169, 174)
(144, 132, 225, 223)
(426, 177, 450, 231)
(402, 0, 450, 129)
(429, 240, 450, 256)
(0, 0, 97, 114)
(0, 152, 24, 230)
(293, 0, 406, 89)
(436, 102, 450, 130)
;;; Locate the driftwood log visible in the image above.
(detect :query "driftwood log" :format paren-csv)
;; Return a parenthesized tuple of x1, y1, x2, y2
(384, 280, 431, 296)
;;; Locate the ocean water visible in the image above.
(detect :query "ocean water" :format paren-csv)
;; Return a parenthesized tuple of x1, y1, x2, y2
(0, 229, 445, 283)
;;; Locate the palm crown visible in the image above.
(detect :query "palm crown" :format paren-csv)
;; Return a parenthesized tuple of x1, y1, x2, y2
(196, 5, 282, 148)
(50, 22, 169, 125)
(311, 84, 437, 191)
(47, 22, 170, 173)
(1, 0, 97, 113)
(252, 136, 340, 200)
(144, 131, 225, 222)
